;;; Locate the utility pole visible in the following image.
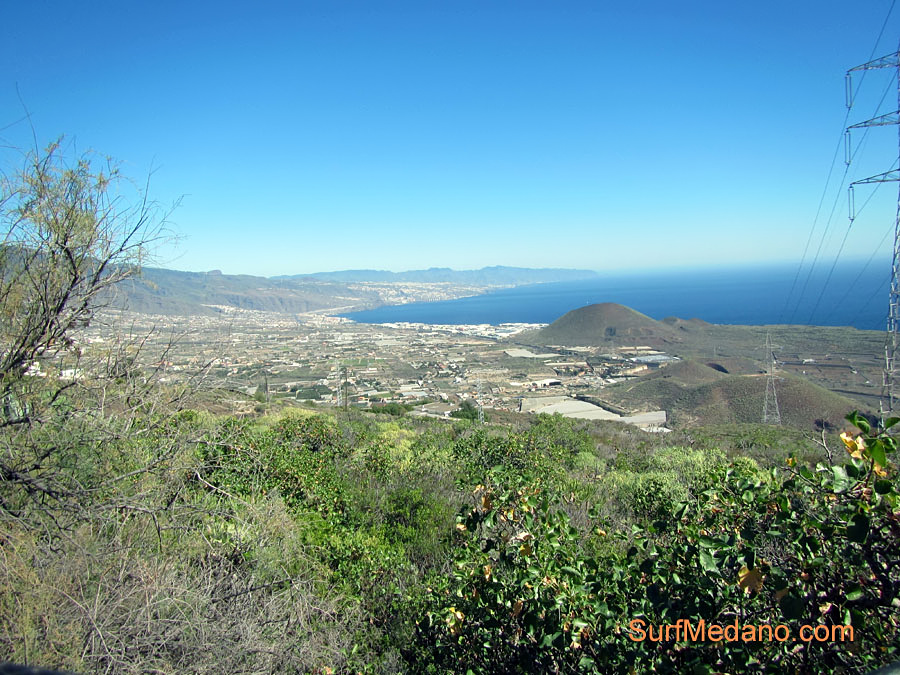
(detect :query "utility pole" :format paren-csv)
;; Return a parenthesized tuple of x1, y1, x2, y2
(763, 332, 781, 425)
(845, 50, 900, 419)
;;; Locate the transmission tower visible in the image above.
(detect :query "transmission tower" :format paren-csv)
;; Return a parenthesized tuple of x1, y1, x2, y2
(476, 379, 485, 424)
(335, 366, 341, 408)
(763, 332, 781, 425)
(335, 364, 349, 409)
(845, 50, 900, 419)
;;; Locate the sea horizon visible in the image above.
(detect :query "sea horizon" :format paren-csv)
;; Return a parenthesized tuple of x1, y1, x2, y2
(341, 260, 892, 331)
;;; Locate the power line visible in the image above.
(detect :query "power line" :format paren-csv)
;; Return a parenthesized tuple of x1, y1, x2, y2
(871, 0, 898, 64)
(780, 2, 897, 324)
(787, 59, 898, 324)
(779, 107, 854, 323)
(806, 159, 897, 323)
(787, 160, 855, 324)
(821, 220, 895, 324)
(860, 274, 895, 329)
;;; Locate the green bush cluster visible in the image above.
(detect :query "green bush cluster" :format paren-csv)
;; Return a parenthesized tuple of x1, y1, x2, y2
(413, 413, 900, 674)
(2, 394, 898, 673)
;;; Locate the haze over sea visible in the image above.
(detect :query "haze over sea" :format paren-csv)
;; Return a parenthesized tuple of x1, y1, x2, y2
(342, 261, 891, 331)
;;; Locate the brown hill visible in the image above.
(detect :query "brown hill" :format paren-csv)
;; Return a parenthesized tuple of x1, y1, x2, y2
(661, 316, 711, 333)
(526, 303, 676, 346)
(639, 359, 730, 387)
(604, 368, 866, 430)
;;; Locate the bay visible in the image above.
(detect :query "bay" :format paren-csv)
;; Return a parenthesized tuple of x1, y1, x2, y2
(341, 260, 891, 330)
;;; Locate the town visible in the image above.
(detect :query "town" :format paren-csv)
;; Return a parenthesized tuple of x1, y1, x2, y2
(71, 307, 674, 431)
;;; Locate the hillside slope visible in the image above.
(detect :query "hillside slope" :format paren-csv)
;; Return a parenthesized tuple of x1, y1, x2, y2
(605, 368, 864, 429)
(108, 268, 384, 316)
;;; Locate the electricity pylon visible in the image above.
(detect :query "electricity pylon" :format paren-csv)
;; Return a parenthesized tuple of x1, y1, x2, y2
(335, 364, 349, 410)
(845, 50, 900, 419)
(763, 332, 781, 425)
(335, 366, 341, 408)
(476, 379, 485, 424)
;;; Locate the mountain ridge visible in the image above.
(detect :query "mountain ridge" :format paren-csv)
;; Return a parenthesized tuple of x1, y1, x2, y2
(104, 265, 597, 316)
(276, 265, 599, 284)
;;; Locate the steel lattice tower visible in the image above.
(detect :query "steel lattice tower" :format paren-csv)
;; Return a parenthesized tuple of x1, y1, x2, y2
(342, 366, 349, 411)
(335, 365, 342, 408)
(476, 379, 485, 424)
(336, 365, 349, 410)
(763, 332, 781, 425)
(845, 50, 900, 419)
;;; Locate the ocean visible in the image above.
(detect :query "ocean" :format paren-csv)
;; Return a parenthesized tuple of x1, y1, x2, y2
(341, 260, 892, 331)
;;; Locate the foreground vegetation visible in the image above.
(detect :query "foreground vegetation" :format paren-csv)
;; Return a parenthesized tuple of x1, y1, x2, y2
(1, 396, 897, 674)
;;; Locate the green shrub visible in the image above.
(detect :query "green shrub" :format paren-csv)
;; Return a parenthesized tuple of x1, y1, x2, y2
(413, 413, 900, 674)
(525, 413, 596, 468)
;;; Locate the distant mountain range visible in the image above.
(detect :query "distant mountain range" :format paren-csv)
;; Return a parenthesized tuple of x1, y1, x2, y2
(107, 267, 383, 316)
(105, 265, 597, 316)
(277, 266, 599, 285)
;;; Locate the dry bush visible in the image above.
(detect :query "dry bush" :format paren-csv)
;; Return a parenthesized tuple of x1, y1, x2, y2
(0, 141, 381, 674)
(0, 489, 369, 674)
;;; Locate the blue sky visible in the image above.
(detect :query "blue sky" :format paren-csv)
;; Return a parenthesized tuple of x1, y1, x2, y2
(2, 1, 900, 276)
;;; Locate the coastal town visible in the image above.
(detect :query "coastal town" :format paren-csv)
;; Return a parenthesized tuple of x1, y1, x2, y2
(72, 307, 674, 431)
